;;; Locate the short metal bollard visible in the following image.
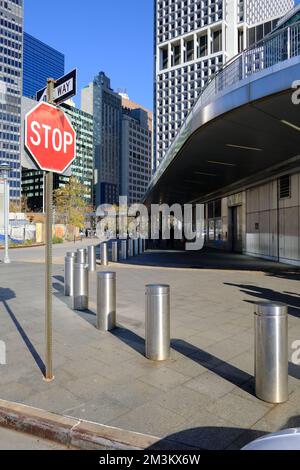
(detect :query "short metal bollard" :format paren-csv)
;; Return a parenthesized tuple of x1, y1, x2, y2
(255, 302, 288, 404)
(97, 272, 116, 331)
(88, 245, 96, 272)
(72, 263, 89, 311)
(128, 239, 134, 257)
(120, 240, 128, 261)
(139, 238, 144, 254)
(112, 241, 118, 263)
(101, 242, 109, 266)
(76, 248, 87, 264)
(134, 239, 139, 256)
(64, 252, 76, 296)
(145, 284, 170, 361)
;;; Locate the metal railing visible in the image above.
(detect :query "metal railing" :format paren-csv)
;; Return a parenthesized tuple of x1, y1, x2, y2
(147, 20, 300, 195)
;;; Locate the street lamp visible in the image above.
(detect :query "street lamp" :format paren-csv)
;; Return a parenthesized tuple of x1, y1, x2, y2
(0, 163, 12, 264)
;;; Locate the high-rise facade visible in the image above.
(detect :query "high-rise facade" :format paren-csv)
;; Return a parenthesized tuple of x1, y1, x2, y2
(0, 0, 23, 201)
(121, 107, 152, 205)
(154, 0, 294, 170)
(82, 72, 122, 207)
(23, 33, 65, 99)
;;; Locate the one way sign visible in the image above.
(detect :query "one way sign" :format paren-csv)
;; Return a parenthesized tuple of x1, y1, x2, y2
(36, 69, 77, 105)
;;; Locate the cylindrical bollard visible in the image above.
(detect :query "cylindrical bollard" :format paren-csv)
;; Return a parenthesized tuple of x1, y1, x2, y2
(145, 285, 170, 361)
(112, 241, 118, 263)
(88, 245, 96, 272)
(128, 239, 134, 257)
(143, 239, 147, 251)
(120, 240, 127, 261)
(101, 242, 109, 266)
(76, 248, 87, 264)
(72, 263, 89, 311)
(255, 302, 288, 404)
(64, 252, 76, 296)
(97, 272, 116, 331)
(134, 238, 139, 256)
(139, 238, 144, 254)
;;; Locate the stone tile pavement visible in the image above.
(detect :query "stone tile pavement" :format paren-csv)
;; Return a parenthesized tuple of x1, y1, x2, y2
(0, 247, 300, 449)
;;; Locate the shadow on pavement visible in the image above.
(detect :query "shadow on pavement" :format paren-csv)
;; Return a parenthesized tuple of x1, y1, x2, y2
(110, 326, 145, 355)
(148, 426, 266, 450)
(224, 282, 300, 319)
(124, 248, 300, 277)
(172, 339, 254, 394)
(149, 415, 300, 450)
(0, 287, 45, 376)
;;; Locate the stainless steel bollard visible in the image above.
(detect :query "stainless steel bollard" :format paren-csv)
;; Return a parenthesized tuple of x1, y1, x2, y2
(120, 240, 128, 261)
(112, 241, 118, 263)
(139, 238, 144, 254)
(255, 302, 288, 404)
(64, 252, 76, 296)
(143, 239, 147, 251)
(97, 272, 116, 331)
(145, 285, 170, 361)
(88, 245, 96, 272)
(134, 238, 139, 256)
(76, 248, 87, 264)
(72, 263, 89, 311)
(101, 242, 109, 266)
(128, 239, 134, 257)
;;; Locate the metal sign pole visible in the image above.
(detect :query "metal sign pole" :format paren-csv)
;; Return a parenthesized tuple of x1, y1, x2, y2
(45, 78, 55, 382)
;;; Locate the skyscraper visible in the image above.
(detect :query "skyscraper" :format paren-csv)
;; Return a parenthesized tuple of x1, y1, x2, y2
(121, 106, 152, 205)
(23, 32, 65, 99)
(154, 0, 294, 170)
(82, 72, 122, 207)
(0, 0, 23, 201)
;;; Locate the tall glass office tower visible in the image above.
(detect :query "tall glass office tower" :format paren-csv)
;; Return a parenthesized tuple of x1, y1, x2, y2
(23, 32, 65, 98)
(154, 0, 294, 171)
(0, 0, 23, 200)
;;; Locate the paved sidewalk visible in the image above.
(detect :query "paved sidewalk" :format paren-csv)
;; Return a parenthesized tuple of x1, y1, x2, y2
(0, 249, 300, 449)
(0, 427, 67, 450)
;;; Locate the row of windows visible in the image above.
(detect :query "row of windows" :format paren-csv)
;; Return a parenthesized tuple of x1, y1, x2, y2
(159, 28, 222, 70)
(0, 18, 22, 33)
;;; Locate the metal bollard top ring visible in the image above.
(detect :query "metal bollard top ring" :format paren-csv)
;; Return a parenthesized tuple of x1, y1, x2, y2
(255, 302, 288, 317)
(146, 285, 170, 295)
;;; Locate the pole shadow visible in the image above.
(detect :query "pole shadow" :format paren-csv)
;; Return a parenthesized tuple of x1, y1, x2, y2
(0, 287, 45, 376)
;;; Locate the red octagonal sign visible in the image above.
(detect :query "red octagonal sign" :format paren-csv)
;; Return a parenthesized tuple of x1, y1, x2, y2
(25, 102, 76, 174)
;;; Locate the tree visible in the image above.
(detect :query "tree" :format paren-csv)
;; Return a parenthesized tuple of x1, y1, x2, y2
(54, 177, 89, 229)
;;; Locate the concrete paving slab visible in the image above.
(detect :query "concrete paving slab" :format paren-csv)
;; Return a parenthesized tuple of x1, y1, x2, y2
(1, 247, 300, 449)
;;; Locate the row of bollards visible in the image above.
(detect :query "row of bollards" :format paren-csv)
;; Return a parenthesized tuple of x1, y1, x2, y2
(64, 244, 289, 405)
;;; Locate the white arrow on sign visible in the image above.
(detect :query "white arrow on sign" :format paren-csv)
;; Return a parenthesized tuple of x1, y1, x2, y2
(36, 69, 77, 105)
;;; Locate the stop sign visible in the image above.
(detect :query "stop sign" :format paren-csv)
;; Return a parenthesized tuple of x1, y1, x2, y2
(25, 102, 76, 174)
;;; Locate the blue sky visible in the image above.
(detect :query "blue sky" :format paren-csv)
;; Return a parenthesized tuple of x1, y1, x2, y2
(25, 0, 154, 110)
(25, 1, 300, 111)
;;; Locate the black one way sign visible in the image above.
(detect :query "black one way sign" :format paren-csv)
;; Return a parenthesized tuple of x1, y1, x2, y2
(36, 69, 77, 105)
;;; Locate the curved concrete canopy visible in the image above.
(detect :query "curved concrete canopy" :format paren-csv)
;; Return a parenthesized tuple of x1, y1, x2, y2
(145, 56, 300, 206)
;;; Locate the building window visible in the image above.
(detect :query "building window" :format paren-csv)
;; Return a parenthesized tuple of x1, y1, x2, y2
(238, 29, 244, 54)
(172, 44, 181, 66)
(161, 47, 168, 70)
(198, 34, 207, 58)
(212, 29, 222, 54)
(279, 175, 291, 199)
(185, 38, 194, 62)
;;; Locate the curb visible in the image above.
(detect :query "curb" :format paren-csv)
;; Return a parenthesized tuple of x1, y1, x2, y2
(0, 399, 159, 450)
